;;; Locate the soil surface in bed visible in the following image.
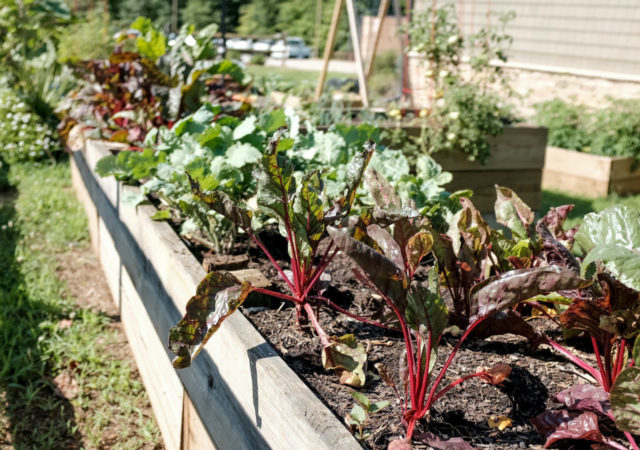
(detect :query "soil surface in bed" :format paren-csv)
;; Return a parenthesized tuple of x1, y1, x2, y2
(186, 228, 628, 450)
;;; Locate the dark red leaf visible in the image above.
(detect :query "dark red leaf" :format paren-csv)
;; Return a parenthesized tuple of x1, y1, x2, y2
(414, 432, 475, 449)
(483, 363, 511, 385)
(531, 410, 608, 448)
(554, 385, 612, 418)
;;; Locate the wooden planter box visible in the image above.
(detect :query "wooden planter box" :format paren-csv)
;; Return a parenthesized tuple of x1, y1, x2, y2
(400, 125, 548, 213)
(69, 138, 361, 450)
(542, 146, 640, 197)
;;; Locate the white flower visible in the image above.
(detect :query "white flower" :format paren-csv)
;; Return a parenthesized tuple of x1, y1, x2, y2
(449, 111, 460, 120)
(447, 35, 459, 45)
(7, 220, 13, 228)
(447, 132, 456, 141)
(439, 70, 449, 78)
(436, 98, 446, 108)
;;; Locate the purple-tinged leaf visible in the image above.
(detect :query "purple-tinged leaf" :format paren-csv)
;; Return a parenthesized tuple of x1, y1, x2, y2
(539, 204, 574, 239)
(559, 298, 609, 342)
(322, 334, 368, 386)
(466, 309, 546, 349)
(536, 222, 581, 274)
(328, 226, 409, 308)
(469, 266, 591, 322)
(365, 168, 401, 211)
(610, 366, 640, 434)
(169, 271, 254, 368)
(367, 224, 404, 269)
(414, 432, 475, 449)
(494, 186, 533, 239)
(531, 410, 620, 449)
(293, 170, 325, 261)
(555, 385, 612, 417)
(406, 231, 434, 274)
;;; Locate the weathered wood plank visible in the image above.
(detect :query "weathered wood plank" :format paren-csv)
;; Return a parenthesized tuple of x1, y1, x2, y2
(70, 155, 99, 254)
(120, 266, 184, 450)
(73, 143, 361, 450)
(542, 169, 610, 197)
(182, 394, 216, 450)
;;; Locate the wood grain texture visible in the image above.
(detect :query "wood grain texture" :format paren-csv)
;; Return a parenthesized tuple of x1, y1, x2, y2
(72, 141, 361, 450)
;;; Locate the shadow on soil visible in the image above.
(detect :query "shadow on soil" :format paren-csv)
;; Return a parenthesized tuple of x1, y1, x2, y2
(0, 158, 83, 448)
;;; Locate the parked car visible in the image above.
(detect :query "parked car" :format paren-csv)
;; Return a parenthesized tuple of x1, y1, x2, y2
(271, 37, 312, 59)
(252, 39, 274, 54)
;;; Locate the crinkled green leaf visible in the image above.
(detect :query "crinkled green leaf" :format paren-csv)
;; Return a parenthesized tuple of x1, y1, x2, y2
(328, 226, 409, 308)
(169, 271, 254, 368)
(322, 334, 367, 386)
(187, 172, 253, 231)
(232, 116, 257, 140)
(292, 171, 325, 262)
(494, 185, 533, 238)
(582, 244, 640, 291)
(226, 142, 262, 168)
(575, 205, 640, 254)
(469, 266, 591, 322)
(610, 366, 640, 434)
(405, 284, 448, 350)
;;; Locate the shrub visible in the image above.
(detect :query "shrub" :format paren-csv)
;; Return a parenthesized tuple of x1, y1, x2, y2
(534, 99, 590, 151)
(0, 89, 60, 163)
(250, 53, 267, 65)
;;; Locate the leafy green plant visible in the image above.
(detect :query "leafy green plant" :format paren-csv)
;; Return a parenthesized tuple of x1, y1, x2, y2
(327, 175, 588, 445)
(345, 391, 390, 440)
(526, 206, 640, 449)
(402, 3, 515, 163)
(535, 98, 640, 163)
(0, 88, 61, 163)
(168, 133, 376, 385)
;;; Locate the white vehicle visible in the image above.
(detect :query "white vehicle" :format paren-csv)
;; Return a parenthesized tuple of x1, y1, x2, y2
(271, 37, 312, 59)
(252, 39, 274, 54)
(226, 37, 252, 51)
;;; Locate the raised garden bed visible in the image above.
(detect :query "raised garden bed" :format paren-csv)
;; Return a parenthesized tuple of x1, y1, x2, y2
(542, 146, 640, 197)
(403, 124, 548, 213)
(69, 138, 361, 450)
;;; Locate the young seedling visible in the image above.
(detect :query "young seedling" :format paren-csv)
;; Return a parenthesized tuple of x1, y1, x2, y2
(168, 131, 376, 385)
(345, 391, 390, 440)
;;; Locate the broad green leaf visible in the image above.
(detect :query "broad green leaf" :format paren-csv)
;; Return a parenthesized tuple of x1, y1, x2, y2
(262, 109, 287, 134)
(328, 226, 409, 308)
(633, 334, 640, 362)
(130, 17, 167, 60)
(582, 244, 640, 291)
(226, 143, 262, 168)
(169, 271, 254, 368)
(494, 186, 533, 238)
(469, 266, 591, 322)
(610, 366, 640, 434)
(322, 334, 367, 386)
(208, 59, 245, 83)
(187, 173, 253, 231)
(150, 210, 171, 221)
(575, 206, 640, 254)
(232, 116, 257, 140)
(406, 231, 434, 274)
(292, 171, 325, 262)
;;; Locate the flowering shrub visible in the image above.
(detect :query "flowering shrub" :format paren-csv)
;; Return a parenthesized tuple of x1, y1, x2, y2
(0, 89, 60, 163)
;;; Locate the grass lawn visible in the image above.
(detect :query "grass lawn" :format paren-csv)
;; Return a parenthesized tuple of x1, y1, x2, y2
(541, 188, 640, 229)
(0, 157, 160, 448)
(245, 64, 352, 84)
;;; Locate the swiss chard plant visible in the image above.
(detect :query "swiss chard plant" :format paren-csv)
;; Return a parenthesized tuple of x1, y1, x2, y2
(528, 206, 640, 449)
(57, 17, 247, 144)
(169, 133, 378, 385)
(326, 174, 590, 446)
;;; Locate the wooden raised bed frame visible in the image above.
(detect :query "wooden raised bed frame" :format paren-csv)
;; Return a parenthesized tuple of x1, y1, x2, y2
(69, 138, 361, 450)
(542, 146, 640, 197)
(398, 124, 548, 213)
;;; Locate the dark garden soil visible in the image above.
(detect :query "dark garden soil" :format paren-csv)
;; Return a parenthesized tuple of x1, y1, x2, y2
(189, 229, 630, 450)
